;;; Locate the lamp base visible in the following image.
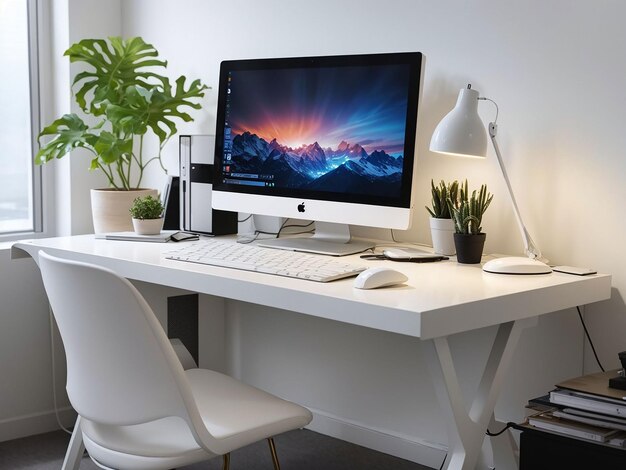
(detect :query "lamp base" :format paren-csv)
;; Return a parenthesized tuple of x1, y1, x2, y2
(483, 256, 552, 275)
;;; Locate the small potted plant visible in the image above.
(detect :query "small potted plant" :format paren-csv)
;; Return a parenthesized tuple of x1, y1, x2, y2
(129, 195, 165, 235)
(447, 180, 493, 264)
(426, 179, 459, 255)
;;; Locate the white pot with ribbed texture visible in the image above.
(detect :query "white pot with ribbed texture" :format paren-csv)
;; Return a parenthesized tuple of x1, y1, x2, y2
(91, 189, 158, 234)
(430, 217, 456, 255)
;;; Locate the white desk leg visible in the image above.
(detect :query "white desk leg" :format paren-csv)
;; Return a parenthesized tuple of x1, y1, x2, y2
(422, 317, 537, 470)
(62, 415, 84, 470)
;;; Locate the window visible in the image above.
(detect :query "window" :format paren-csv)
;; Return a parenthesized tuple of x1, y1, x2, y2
(0, 0, 41, 236)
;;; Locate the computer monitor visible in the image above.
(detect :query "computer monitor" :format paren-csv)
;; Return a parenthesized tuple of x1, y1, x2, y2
(212, 52, 424, 255)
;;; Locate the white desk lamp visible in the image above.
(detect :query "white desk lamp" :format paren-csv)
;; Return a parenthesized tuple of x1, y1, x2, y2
(429, 85, 551, 275)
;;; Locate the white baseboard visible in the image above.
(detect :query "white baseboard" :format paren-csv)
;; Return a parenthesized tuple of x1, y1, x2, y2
(0, 406, 77, 443)
(306, 407, 448, 469)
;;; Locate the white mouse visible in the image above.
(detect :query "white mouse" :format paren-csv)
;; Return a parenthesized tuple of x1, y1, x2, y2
(353, 267, 409, 289)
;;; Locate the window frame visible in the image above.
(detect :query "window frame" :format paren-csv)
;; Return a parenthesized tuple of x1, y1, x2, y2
(0, 0, 43, 242)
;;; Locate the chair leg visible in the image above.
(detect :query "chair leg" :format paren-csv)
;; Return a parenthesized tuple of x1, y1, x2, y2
(222, 453, 230, 470)
(267, 438, 281, 470)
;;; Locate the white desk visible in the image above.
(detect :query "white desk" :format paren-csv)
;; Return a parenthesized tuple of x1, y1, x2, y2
(12, 235, 611, 470)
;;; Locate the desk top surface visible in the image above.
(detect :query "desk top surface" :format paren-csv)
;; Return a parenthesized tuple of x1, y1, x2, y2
(12, 235, 611, 340)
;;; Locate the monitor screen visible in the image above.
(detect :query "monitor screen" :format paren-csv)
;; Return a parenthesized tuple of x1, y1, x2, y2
(212, 52, 423, 247)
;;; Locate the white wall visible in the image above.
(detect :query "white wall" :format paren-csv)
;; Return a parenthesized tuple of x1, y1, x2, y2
(0, 250, 75, 441)
(46, 0, 119, 236)
(118, 0, 623, 466)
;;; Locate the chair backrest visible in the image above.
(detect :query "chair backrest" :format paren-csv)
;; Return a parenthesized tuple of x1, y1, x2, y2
(38, 251, 198, 427)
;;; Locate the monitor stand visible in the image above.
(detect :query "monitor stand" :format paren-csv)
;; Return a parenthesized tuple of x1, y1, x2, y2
(257, 222, 374, 256)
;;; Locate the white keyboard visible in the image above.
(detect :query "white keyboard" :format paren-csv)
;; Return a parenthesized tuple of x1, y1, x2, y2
(164, 239, 367, 282)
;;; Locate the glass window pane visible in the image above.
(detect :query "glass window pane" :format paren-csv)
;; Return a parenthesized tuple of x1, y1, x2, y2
(0, 0, 35, 234)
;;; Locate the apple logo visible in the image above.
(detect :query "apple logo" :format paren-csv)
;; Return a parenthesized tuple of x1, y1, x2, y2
(297, 202, 306, 213)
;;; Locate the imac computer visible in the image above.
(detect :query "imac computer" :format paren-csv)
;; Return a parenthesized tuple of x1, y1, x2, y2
(211, 52, 424, 255)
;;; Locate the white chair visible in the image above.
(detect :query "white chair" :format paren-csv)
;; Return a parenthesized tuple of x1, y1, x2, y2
(38, 251, 312, 470)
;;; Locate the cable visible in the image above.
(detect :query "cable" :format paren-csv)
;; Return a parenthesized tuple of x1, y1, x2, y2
(276, 218, 292, 238)
(253, 230, 279, 236)
(486, 421, 526, 436)
(577, 305, 605, 372)
(277, 219, 314, 238)
(478, 96, 499, 124)
(282, 222, 315, 230)
(49, 306, 73, 435)
(238, 214, 253, 223)
(237, 233, 261, 244)
(238, 227, 315, 244)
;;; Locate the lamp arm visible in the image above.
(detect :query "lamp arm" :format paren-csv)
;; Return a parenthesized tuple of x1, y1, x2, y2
(488, 123, 543, 260)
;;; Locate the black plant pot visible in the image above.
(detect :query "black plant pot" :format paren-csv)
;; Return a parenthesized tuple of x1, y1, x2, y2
(454, 233, 486, 264)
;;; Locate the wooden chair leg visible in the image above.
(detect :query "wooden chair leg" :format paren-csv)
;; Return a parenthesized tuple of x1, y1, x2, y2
(267, 438, 281, 470)
(222, 453, 230, 470)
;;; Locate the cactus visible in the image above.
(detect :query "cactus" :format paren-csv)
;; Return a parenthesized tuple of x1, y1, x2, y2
(447, 180, 493, 235)
(425, 179, 459, 219)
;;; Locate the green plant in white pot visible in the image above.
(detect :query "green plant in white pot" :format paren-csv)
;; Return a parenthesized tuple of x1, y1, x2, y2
(35, 37, 207, 233)
(129, 195, 165, 235)
(425, 179, 459, 255)
(447, 180, 493, 264)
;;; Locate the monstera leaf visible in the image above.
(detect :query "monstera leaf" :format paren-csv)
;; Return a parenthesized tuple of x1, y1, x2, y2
(93, 131, 133, 165)
(66, 37, 167, 115)
(36, 37, 207, 190)
(35, 114, 98, 164)
(106, 77, 208, 143)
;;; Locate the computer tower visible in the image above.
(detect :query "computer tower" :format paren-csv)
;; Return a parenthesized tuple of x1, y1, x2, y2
(179, 135, 238, 235)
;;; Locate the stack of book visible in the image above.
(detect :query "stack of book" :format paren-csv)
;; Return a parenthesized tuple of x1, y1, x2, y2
(527, 370, 626, 447)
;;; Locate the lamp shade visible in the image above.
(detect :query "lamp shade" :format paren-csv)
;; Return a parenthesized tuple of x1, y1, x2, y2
(430, 87, 488, 158)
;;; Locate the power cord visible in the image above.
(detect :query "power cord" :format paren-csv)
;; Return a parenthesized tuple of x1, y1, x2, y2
(49, 305, 73, 435)
(576, 305, 605, 372)
(253, 218, 315, 238)
(277, 220, 314, 238)
(237, 214, 253, 223)
(486, 421, 526, 436)
(237, 219, 315, 244)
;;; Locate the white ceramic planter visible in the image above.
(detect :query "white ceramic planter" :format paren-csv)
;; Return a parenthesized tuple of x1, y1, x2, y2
(430, 217, 456, 255)
(132, 217, 164, 235)
(90, 188, 158, 234)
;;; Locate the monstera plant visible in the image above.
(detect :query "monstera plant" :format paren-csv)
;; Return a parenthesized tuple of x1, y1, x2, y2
(36, 37, 207, 189)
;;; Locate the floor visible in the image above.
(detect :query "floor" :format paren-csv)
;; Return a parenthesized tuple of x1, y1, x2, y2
(0, 428, 436, 470)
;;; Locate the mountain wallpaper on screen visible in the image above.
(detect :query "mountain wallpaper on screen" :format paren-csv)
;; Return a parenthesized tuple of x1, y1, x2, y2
(226, 64, 411, 197)
(230, 132, 403, 196)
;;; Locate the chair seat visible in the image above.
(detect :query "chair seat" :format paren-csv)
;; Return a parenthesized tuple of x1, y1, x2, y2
(81, 368, 312, 469)
(187, 368, 312, 452)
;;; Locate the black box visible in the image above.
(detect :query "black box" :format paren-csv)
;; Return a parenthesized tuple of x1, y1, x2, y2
(520, 428, 626, 469)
